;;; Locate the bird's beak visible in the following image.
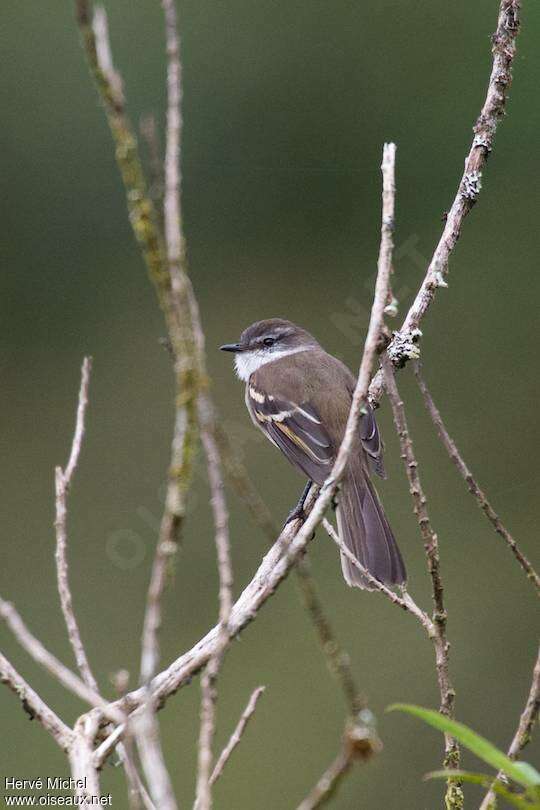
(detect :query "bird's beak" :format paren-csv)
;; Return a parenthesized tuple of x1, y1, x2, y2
(219, 342, 243, 353)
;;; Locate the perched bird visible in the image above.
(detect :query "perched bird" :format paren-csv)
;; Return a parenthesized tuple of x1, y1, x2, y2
(220, 318, 406, 589)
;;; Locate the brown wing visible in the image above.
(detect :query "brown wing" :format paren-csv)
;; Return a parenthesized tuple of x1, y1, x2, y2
(360, 403, 386, 479)
(245, 382, 333, 485)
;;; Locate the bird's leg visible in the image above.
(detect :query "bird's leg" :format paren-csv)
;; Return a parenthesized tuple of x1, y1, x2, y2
(282, 480, 312, 529)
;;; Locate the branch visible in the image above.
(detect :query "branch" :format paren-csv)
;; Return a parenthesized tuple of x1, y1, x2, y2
(195, 406, 233, 809)
(479, 644, 540, 810)
(69, 713, 101, 801)
(0, 651, 73, 751)
(296, 716, 382, 810)
(55, 356, 99, 693)
(414, 363, 539, 595)
(382, 356, 463, 809)
(0, 595, 113, 714)
(296, 746, 352, 810)
(139, 405, 190, 685)
(134, 703, 177, 810)
(322, 520, 433, 635)
(369, 0, 522, 401)
(209, 686, 265, 786)
(294, 556, 366, 716)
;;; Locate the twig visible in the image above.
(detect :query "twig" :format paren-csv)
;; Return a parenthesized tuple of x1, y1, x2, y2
(209, 686, 265, 786)
(0, 595, 112, 714)
(194, 405, 233, 809)
(382, 356, 463, 809)
(296, 715, 382, 810)
(369, 1, 522, 402)
(140, 113, 165, 214)
(479, 644, 540, 810)
(134, 703, 177, 810)
(111, 671, 157, 810)
(294, 556, 366, 716)
(322, 520, 433, 634)
(55, 357, 98, 693)
(0, 651, 73, 751)
(161, 0, 184, 268)
(296, 745, 353, 810)
(69, 713, 101, 801)
(414, 363, 540, 594)
(77, 5, 202, 605)
(139, 406, 189, 685)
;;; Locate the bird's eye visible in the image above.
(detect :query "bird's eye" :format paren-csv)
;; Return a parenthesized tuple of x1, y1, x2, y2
(263, 337, 275, 347)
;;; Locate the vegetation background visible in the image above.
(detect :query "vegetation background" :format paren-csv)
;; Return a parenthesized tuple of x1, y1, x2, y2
(2, 1, 538, 807)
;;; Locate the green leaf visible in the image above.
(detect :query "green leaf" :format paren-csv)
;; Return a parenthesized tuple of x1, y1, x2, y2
(387, 704, 540, 790)
(426, 770, 539, 809)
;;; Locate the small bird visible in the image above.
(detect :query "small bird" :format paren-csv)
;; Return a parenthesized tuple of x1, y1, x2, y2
(220, 318, 406, 589)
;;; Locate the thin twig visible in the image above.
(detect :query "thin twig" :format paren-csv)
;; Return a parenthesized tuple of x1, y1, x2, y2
(55, 357, 99, 693)
(296, 745, 353, 810)
(296, 714, 382, 810)
(295, 556, 366, 716)
(322, 520, 433, 634)
(382, 356, 463, 809)
(0, 651, 73, 751)
(479, 644, 540, 810)
(139, 406, 189, 685)
(414, 363, 539, 594)
(140, 113, 165, 215)
(134, 703, 177, 810)
(69, 713, 101, 801)
(369, 1, 522, 402)
(209, 686, 265, 786)
(194, 405, 233, 810)
(0, 595, 114, 715)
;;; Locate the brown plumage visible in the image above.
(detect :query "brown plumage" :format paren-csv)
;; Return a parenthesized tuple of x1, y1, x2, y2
(222, 319, 406, 589)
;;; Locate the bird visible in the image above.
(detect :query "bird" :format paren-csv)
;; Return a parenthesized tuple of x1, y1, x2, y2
(220, 318, 406, 589)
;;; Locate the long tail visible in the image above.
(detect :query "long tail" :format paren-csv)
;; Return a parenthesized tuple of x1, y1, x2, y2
(335, 467, 406, 589)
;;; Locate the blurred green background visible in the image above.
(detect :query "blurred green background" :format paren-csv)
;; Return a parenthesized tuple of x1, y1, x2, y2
(2, 1, 538, 807)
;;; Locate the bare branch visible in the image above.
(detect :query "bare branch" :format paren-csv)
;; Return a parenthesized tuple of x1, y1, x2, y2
(140, 113, 165, 217)
(382, 356, 463, 808)
(296, 716, 382, 810)
(296, 746, 352, 810)
(69, 713, 101, 801)
(209, 686, 265, 786)
(195, 402, 233, 809)
(0, 595, 108, 712)
(55, 357, 99, 693)
(322, 520, 433, 634)
(294, 555, 366, 716)
(369, 1, 522, 401)
(414, 363, 539, 594)
(479, 644, 540, 810)
(64, 356, 92, 483)
(0, 651, 73, 751)
(161, 0, 184, 267)
(134, 703, 177, 810)
(140, 408, 188, 685)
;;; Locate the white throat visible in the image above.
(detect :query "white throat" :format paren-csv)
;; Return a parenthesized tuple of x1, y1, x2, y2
(234, 346, 311, 381)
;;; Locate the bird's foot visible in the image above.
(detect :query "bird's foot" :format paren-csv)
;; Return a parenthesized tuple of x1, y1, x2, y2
(282, 480, 312, 530)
